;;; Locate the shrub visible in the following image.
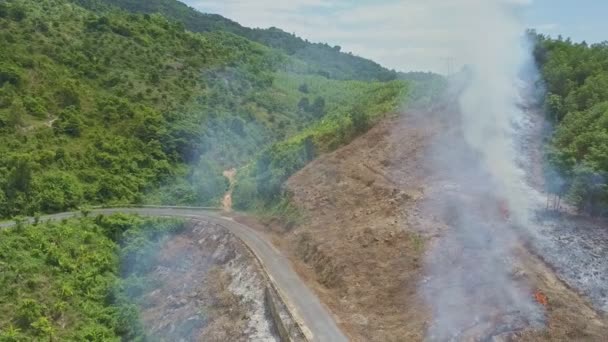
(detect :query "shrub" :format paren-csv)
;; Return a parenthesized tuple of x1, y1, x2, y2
(55, 107, 82, 137)
(349, 105, 369, 133)
(33, 213, 41, 226)
(0, 4, 8, 19)
(298, 83, 309, 93)
(16, 299, 44, 328)
(232, 177, 257, 210)
(36, 171, 84, 212)
(9, 5, 26, 22)
(310, 96, 326, 118)
(23, 96, 47, 118)
(0, 325, 23, 341)
(13, 216, 27, 232)
(297, 97, 310, 112)
(55, 83, 81, 109)
(80, 206, 92, 218)
(0, 64, 21, 87)
(8, 98, 26, 127)
(0, 191, 7, 217)
(30, 317, 54, 337)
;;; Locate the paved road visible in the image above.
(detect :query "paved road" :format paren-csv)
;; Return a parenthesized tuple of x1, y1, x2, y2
(1, 207, 348, 342)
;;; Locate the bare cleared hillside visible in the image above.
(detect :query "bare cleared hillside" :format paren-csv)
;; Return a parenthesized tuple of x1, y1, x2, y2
(240, 111, 608, 341)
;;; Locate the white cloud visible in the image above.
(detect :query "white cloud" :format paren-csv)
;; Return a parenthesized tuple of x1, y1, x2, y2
(182, 0, 532, 73)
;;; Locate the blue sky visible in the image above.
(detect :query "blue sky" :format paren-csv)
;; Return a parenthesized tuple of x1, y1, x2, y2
(526, 0, 608, 43)
(182, 0, 607, 72)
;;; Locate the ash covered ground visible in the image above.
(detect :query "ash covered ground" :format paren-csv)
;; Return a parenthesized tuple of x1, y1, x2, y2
(529, 214, 608, 312)
(517, 109, 608, 314)
(135, 220, 278, 341)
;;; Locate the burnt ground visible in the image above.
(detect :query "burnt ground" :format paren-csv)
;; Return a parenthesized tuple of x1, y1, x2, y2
(135, 220, 278, 341)
(519, 110, 608, 324)
(529, 213, 608, 313)
(243, 111, 608, 341)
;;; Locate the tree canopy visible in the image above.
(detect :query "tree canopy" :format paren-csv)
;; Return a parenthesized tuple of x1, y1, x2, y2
(533, 32, 608, 215)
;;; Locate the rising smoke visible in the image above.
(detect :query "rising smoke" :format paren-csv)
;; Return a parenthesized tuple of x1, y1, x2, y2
(420, 0, 545, 339)
(457, 0, 537, 225)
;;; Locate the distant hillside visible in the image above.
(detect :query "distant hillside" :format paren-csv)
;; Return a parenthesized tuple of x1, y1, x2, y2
(75, 0, 399, 82)
(399, 71, 447, 109)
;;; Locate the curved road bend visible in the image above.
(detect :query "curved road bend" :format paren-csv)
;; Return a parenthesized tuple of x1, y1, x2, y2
(0, 207, 348, 342)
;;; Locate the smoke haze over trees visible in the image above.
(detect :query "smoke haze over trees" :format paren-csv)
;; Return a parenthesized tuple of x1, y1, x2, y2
(0, 0, 410, 218)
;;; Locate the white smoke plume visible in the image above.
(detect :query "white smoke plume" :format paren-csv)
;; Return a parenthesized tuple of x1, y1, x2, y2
(419, 0, 545, 340)
(456, 0, 536, 225)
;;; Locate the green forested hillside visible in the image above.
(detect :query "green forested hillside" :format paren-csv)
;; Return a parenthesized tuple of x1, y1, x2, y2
(0, 0, 406, 218)
(533, 33, 608, 214)
(74, 0, 399, 82)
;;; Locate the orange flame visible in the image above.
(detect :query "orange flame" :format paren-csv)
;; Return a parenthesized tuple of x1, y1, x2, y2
(534, 289, 548, 306)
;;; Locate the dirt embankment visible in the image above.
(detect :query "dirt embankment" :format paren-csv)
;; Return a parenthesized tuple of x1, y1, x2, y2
(243, 111, 608, 341)
(136, 220, 279, 341)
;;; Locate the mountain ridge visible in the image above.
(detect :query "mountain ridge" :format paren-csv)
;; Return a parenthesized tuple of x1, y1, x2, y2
(74, 0, 399, 82)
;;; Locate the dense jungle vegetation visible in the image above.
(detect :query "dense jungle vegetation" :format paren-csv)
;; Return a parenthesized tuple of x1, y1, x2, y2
(0, 0, 408, 219)
(0, 214, 186, 340)
(533, 33, 608, 215)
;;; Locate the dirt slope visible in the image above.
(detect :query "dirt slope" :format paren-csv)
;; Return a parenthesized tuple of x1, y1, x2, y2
(278, 113, 438, 341)
(255, 112, 608, 341)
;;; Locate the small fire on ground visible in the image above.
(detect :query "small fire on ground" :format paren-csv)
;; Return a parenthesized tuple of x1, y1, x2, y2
(534, 289, 548, 307)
